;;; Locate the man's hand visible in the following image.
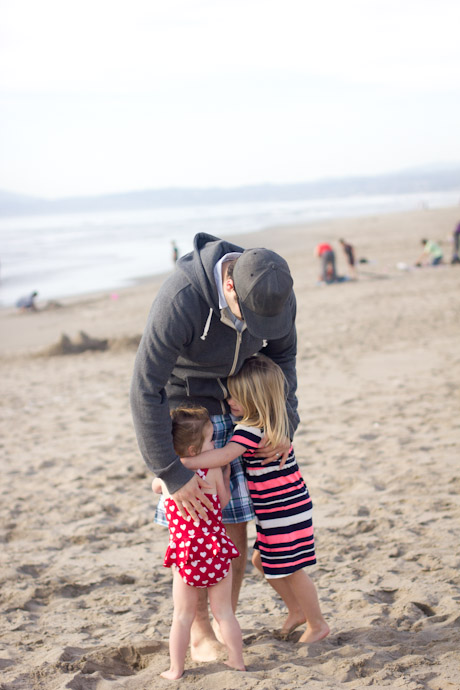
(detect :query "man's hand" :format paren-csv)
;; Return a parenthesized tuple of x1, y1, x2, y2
(253, 436, 291, 469)
(170, 474, 214, 522)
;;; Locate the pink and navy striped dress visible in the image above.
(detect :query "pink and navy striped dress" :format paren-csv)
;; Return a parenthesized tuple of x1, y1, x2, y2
(231, 424, 316, 579)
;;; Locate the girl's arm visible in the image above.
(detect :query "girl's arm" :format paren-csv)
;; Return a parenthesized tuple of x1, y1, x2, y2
(208, 467, 231, 508)
(181, 441, 245, 470)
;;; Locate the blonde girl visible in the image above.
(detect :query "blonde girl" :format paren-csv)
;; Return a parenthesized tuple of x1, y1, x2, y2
(182, 356, 329, 644)
(152, 407, 245, 679)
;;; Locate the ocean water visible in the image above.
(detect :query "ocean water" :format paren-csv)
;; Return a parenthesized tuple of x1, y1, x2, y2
(0, 189, 457, 307)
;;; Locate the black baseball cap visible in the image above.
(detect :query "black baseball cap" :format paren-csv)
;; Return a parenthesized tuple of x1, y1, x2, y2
(233, 248, 294, 339)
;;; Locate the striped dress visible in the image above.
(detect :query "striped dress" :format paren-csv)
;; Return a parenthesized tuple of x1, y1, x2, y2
(231, 424, 316, 579)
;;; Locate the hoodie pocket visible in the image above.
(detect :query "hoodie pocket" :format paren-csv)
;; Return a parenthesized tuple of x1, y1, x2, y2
(185, 376, 228, 400)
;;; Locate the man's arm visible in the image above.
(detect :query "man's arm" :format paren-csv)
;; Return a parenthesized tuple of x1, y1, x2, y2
(130, 285, 193, 492)
(130, 281, 209, 480)
(131, 287, 214, 520)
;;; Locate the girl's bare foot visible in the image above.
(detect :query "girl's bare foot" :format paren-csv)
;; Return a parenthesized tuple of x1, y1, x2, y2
(298, 622, 330, 644)
(161, 668, 184, 680)
(277, 612, 306, 638)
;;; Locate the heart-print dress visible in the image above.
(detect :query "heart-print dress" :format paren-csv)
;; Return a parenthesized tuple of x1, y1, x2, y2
(163, 468, 240, 587)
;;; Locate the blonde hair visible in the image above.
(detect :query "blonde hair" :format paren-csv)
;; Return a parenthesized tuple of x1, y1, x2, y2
(227, 354, 289, 447)
(171, 406, 211, 456)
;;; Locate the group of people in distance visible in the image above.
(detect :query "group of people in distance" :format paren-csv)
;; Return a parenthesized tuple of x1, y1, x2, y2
(314, 238, 357, 284)
(314, 221, 460, 285)
(130, 234, 329, 679)
(415, 223, 460, 266)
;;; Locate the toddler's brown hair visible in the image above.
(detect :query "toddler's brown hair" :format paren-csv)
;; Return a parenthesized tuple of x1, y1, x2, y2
(170, 406, 211, 457)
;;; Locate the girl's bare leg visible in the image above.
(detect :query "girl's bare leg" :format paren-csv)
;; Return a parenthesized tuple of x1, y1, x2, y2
(252, 550, 305, 635)
(208, 566, 245, 671)
(286, 569, 329, 643)
(161, 569, 198, 680)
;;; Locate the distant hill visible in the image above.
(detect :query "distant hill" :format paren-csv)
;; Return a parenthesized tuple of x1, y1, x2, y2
(1, 166, 459, 217)
(0, 189, 44, 215)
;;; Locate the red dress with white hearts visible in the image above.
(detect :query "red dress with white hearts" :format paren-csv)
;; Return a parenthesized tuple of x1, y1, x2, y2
(163, 469, 240, 587)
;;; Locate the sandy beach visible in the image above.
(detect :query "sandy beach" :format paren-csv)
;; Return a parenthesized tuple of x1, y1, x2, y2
(1, 205, 459, 689)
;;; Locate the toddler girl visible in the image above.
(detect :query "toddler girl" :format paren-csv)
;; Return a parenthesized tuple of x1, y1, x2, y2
(152, 406, 245, 679)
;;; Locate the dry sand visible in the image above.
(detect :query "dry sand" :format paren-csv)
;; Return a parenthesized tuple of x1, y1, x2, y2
(1, 206, 459, 689)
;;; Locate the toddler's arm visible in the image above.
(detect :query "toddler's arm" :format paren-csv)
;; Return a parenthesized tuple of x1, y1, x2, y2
(209, 467, 231, 508)
(152, 478, 163, 494)
(181, 441, 244, 470)
(152, 477, 170, 497)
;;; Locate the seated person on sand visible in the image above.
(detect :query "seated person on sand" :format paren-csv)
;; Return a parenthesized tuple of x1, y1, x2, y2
(16, 291, 39, 312)
(415, 239, 443, 266)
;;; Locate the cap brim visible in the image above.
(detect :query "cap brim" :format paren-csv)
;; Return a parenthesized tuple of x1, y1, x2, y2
(240, 301, 293, 340)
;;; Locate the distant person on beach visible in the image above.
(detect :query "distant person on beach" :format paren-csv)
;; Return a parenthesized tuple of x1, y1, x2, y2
(451, 223, 460, 264)
(15, 291, 38, 312)
(152, 407, 245, 679)
(315, 243, 337, 283)
(172, 240, 179, 265)
(181, 355, 329, 644)
(415, 239, 444, 266)
(339, 238, 357, 279)
(130, 233, 297, 661)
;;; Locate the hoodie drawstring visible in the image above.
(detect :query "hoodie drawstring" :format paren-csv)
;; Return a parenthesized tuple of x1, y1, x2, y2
(200, 308, 213, 340)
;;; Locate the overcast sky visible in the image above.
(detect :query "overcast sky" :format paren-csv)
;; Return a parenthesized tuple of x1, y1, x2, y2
(1, 0, 459, 199)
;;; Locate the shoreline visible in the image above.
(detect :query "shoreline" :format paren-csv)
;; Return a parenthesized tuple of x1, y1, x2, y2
(0, 205, 457, 357)
(1, 199, 457, 312)
(1, 205, 457, 312)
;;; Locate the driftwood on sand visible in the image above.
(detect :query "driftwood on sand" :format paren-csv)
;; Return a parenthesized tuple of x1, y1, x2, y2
(40, 331, 109, 356)
(37, 331, 142, 356)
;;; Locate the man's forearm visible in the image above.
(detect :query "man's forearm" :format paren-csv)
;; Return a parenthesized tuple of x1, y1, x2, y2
(130, 357, 195, 493)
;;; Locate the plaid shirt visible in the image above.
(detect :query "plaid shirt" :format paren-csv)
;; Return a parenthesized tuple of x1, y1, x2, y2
(154, 413, 255, 525)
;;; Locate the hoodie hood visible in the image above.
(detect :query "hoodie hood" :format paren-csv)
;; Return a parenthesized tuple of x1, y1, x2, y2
(176, 233, 245, 314)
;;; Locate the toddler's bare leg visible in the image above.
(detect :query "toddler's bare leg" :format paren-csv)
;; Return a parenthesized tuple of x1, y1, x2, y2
(161, 569, 198, 680)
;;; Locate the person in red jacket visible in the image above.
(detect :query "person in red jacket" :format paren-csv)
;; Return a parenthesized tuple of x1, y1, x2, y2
(315, 243, 336, 283)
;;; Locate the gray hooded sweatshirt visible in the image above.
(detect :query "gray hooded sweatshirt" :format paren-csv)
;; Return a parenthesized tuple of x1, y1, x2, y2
(130, 232, 298, 493)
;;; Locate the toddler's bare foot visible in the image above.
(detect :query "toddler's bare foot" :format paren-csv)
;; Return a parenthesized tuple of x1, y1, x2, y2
(161, 668, 184, 680)
(190, 635, 223, 662)
(298, 622, 330, 644)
